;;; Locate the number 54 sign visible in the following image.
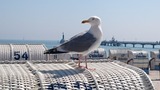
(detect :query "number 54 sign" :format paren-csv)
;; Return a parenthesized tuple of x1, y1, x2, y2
(14, 51, 29, 60)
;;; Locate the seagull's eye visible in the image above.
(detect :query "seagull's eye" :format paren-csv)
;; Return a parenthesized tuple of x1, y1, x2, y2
(92, 18, 95, 20)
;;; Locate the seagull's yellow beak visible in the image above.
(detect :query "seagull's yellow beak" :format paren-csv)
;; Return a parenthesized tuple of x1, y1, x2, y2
(82, 20, 89, 24)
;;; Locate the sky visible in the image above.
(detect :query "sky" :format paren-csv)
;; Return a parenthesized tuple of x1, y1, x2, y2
(0, 0, 160, 41)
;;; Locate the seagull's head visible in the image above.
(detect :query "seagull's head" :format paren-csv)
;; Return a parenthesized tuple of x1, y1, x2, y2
(82, 16, 101, 26)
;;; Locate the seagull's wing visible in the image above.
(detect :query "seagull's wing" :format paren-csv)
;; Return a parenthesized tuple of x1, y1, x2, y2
(44, 31, 97, 54)
(60, 31, 97, 52)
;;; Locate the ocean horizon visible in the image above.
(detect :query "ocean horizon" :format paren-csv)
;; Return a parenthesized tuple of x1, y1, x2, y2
(0, 39, 60, 49)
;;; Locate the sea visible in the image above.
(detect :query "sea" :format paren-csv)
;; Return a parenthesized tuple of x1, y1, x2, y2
(0, 39, 160, 59)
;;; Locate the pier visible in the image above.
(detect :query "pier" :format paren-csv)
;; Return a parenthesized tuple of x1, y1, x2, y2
(101, 37, 160, 48)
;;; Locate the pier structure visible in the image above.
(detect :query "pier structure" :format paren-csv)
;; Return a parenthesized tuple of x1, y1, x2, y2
(101, 40, 160, 48)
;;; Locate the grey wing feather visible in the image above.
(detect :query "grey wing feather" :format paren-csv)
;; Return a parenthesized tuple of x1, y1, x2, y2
(59, 31, 97, 52)
(70, 31, 87, 40)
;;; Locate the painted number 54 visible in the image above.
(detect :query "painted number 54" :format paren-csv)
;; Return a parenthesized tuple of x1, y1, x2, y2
(14, 51, 28, 60)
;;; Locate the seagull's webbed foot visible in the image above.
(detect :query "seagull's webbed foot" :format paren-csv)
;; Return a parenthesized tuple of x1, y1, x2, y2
(86, 67, 96, 71)
(78, 65, 96, 71)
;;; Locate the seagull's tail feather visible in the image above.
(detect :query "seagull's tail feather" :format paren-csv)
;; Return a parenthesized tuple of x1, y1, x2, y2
(44, 48, 67, 54)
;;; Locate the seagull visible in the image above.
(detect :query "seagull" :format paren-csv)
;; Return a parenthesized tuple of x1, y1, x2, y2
(44, 16, 103, 69)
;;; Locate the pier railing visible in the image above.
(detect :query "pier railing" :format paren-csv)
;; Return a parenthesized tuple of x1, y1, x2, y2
(101, 40, 160, 48)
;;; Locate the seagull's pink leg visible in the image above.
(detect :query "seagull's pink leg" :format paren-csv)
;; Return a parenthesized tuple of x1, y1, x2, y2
(78, 54, 95, 70)
(78, 54, 82, 67)
(78, 54, 86, 68)
(85, 56, 96, 71)
(85, 56, 88, 69)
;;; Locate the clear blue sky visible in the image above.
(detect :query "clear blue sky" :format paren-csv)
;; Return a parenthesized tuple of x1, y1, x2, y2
(0, 0, 160, 41)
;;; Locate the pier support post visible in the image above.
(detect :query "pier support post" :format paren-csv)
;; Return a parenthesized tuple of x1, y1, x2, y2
(153, 45, 155, 48)
(124, 44, 126, 47)
(133, 44, 135, 48)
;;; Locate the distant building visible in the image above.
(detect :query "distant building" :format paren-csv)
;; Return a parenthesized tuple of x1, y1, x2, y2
(101, 37, 121, 46)
(60, 32, 66, 44)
